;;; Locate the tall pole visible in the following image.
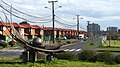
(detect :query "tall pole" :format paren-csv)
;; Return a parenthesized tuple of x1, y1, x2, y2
(108, 27, 111, 47)
(10, 4, 13, 41)
(48, 1, 57, 44)
(76, 15, 79, 39)
(87, 21, 90, 38)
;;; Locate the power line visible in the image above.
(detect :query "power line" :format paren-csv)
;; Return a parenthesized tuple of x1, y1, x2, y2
(55, 15, 74, 24)
(55, 20, 77, 26)
(0, 0, 51, 19)
(0, 4, 52, 23)
(0, 2, 52, 23)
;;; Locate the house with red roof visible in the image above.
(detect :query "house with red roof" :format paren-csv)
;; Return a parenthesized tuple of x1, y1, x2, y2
(31, 25, 44, 39)
(0, 21, 12, 42)
(0, 21, 88, 42)
(19, 24, 35, 40)
(43, 27, 57, 40)
(55, 28, 62, 38)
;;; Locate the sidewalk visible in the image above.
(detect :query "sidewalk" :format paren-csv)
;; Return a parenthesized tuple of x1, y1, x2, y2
(0, 47, 24, 52)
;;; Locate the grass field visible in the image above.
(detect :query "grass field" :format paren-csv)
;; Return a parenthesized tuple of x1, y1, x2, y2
(97, 40, 120, 51)
(85, 39, 101, 49)
(0, 58, 120, 67)
(102, 40, 120, 47)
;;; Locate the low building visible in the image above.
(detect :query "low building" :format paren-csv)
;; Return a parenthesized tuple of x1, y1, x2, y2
(20, 24, 34, 40)
(107, 27, 119, 40)
(31, 25, 44, 39)
(0, 21, 87, 42)
(107, 27, 118, 35)
(0, 21, 10, 42)
(118, 29, 120, 34)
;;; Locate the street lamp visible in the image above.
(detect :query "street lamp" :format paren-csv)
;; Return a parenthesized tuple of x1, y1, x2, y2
(75, 15, 83, 39)
(87, 21, 90, 38)
(45, 1, 61, 44)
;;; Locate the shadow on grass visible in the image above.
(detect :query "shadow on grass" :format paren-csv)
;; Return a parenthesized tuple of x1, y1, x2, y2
(0, 61, 23, 64)
(0, 59, 46, 64)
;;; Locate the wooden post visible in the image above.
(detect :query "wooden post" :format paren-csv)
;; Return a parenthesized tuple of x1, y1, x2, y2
(46, 53, 54, 61)
(22, 51, 29, 63)
(29, 51, 37, 62)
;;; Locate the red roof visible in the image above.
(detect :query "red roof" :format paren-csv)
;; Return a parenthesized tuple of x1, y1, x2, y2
(6, 23, 20, 27)
(44, 27, 53, 30)
(31, 25, 41, 29)
(19, 24, 31, 28)
(0, 21, 6, 26)
(19, 25, 25, 28)
(55, 28, 63, 31)
(44, 27, 65, 31)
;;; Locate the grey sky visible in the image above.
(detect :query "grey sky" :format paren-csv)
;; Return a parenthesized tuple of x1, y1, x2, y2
(0, 0, 120, 31)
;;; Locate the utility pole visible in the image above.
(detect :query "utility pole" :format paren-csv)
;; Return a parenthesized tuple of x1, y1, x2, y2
(76, 15, 80, 39)
(48, 1, 58, 44)
(108, 27, 111, 47)
(87, 21, 90, 38)
(10, 4, 13, 42)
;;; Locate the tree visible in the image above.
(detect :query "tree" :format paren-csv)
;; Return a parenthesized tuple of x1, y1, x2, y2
(20, 21, 29, 24)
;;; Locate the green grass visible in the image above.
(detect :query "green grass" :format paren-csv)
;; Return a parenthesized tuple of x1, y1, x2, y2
(85, 40, 100, 49)
(0, 42, 21, 49)
(103, 40, 120, 47)
(98, 46, 120, 51)
(97, 40, 120, 51)
(0, 58, 120, 67)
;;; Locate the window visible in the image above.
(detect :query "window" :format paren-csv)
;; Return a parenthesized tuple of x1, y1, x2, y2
(0, 26, 3, 31)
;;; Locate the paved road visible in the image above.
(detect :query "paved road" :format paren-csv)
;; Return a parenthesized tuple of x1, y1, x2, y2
(0, 38, 101, 58)
(0, 49, 24, 58)
(61, 38, 101, 53)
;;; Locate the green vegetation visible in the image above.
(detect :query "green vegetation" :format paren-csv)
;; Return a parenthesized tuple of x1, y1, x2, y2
(98, 40, 120, 51)
(97, 46, 120, 51)
(114, 55, 120, 64)
(94, 52, 115, 64)
(55, 52, 77, 61)
(56, 39, 82, 46)
(1, 50, 120, 67)
(102, 40, 120, 47)
(1, 58, 120, 67)
(78, 50, 96, 61)
(0, 41, 21, 49)
(85, 40, 100, 49)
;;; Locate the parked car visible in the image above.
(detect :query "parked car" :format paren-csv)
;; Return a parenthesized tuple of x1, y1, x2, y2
(0, 40, 8, 48)
(58, 36, 67, 40)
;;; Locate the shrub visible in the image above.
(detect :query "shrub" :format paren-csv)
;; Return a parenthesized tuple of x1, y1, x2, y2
(54, 52, 76, 60)
(56, 40, 67, 45)
(78, 50, 96, 61)
(37, 52, 46, 59)
(94, 52, 115, 64)
(114, 55, 120, 64)
(66, 41, 71, 44)
(90, 43, 94, 45)
(9, 41, 16, 47)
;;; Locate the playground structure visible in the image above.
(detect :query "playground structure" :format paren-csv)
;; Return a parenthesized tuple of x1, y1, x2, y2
(0, 13, 64, 62)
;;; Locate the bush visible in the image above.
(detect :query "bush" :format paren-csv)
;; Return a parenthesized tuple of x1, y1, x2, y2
(56, 40, 67, 45)
(94, 52, 115, 64)
(9, 41, 16, 47)
(66, 41, 71, 44)
(78, 50, 96, 61)
(90, 43, 94, 45)
(54, 52, 76, 60)
(37, 52, 46, 59)
(114, 55, 120, 64)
